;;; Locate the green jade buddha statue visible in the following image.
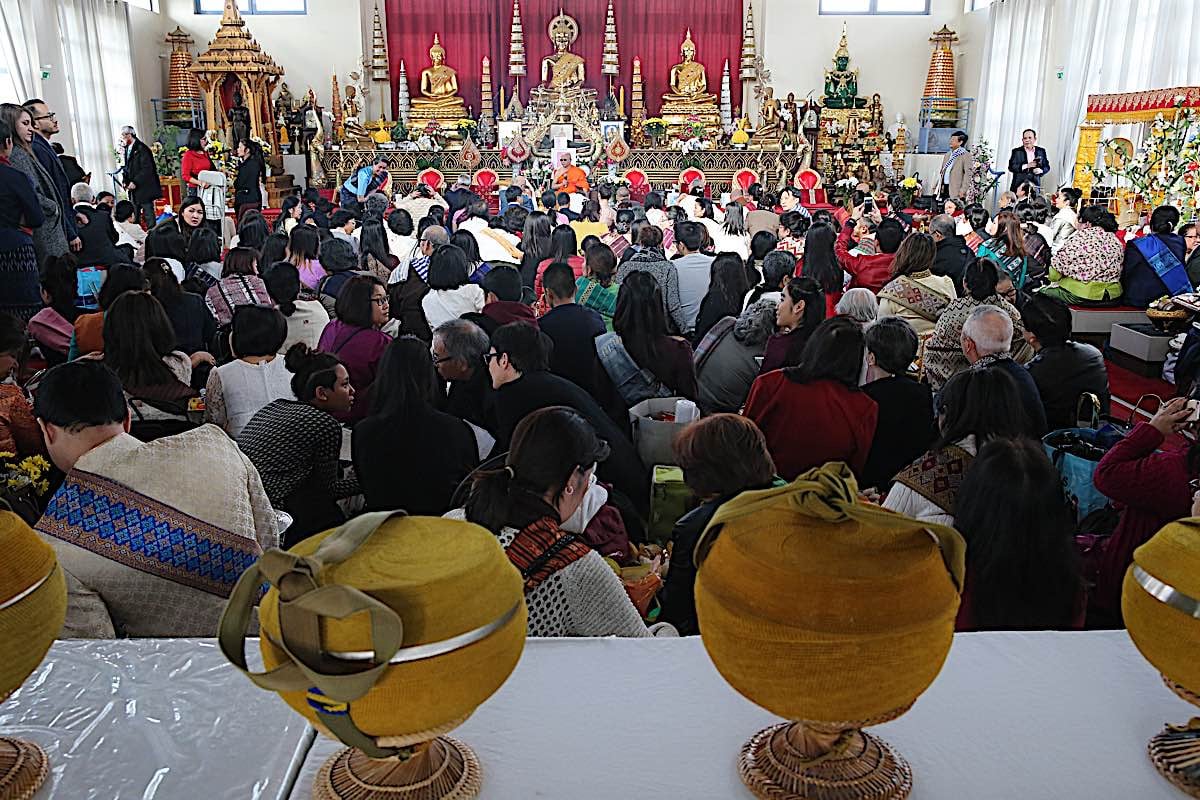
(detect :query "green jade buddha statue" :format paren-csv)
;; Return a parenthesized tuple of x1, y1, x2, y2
(823, 24, 867, 110)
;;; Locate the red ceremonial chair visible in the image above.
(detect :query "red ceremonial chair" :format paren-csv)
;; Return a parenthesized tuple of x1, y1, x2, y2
(793, 168, 833, 210)
(416, 168, 445, 193)
(624, 168, 651, 203)
(473, 168, 501, 215)
(679, 167, 708, 196)
(733, 169, 759, 192)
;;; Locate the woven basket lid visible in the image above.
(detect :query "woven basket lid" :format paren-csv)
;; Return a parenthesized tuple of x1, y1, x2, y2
(258, 515, 526, 740)
(695, 463, 962, 724)
(0, 511, 66, 701)
(1123, 519, 1200, 694)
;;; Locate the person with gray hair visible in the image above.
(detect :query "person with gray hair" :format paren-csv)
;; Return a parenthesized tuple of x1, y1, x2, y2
(835, 287, 878, 324)
(744, 249, 796, 308)
(695, 297, 777, 414)
(962, 304, 1047, 433)
(928, 212, 973, 294)
(71, 179, 121, 268)
(118, 124, 162, 226)
(432, 318, 495, 434)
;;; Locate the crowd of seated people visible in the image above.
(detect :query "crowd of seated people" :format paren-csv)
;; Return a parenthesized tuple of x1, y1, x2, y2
(5, 147, 1199, 645)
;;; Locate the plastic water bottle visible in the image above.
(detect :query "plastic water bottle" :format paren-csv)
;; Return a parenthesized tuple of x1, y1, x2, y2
(675, 399, 699, 424)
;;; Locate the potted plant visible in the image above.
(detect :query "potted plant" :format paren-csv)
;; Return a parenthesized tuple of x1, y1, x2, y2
(643, 117, 667, 148)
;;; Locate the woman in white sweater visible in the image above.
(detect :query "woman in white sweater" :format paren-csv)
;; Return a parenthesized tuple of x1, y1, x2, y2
(421, 243, 485, 330)
(450, 406, 674, 638)
(204, 306, 296, 438)
(1046, 187, 1081, 254)
(263, 261, 329, 354)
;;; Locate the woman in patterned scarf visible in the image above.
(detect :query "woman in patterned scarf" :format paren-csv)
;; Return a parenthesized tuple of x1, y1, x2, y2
(882, 368, 1029, 526)
(877, 232, 958, 336)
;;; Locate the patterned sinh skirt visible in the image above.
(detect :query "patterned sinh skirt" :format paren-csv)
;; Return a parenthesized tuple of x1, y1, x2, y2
(0, 243, 42, 322)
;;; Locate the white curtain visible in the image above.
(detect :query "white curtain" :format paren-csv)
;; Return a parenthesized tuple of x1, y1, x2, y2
(1055, 0, 1200, 183)
(0, 0, 41, 102)
(974, 0, 1055, 172)
(54, 0, 136, 191)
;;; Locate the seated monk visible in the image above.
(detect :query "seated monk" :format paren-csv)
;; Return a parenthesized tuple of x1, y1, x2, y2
(33, 361, 278, 638)
(553, 152, 589, 195)
(410, 34, 467, 121)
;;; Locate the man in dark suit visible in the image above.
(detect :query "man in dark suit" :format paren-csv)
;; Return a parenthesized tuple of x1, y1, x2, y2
(119, 126, 162, 227)
(22, 98, 81, 252)
(1008, 128, 1051, 193)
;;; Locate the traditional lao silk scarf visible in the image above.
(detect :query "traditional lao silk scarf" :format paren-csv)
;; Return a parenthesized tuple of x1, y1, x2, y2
(36, 470, 261, 597)
(878, 274, 952, 324)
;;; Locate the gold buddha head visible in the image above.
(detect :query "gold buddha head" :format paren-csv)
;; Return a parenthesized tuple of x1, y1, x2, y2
(429, 34, 445, 66)
(680, 29, 697, 61)
(548, 12, 579, 54)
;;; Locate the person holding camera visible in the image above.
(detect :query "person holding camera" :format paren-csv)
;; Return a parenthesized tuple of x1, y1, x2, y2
(834, 195, 904, 293)
(395, 182, 448, 221)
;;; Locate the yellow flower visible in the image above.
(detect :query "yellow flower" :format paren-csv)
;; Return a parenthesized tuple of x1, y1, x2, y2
(902, 176, 918, 189)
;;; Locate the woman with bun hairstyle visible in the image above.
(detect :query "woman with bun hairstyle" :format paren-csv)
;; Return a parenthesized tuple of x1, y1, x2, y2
(236, 344, 360, 546)
(449, 405, 672, 638)
(1047, 187, 1082, 253)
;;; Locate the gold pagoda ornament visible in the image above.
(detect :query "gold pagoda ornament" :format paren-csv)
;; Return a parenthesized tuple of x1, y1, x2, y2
(602, 0, 619, 92)
(508, 0, 527, 97)
(739, 4, 757, 82)
(369, 4, 390, 116)
(630, 57, 646, 147)
(481, 56, 496, 123)
(164, 27, 202, 116)
(190, 0, 285, 153)
(331, 73, 344, 143)
(922, 25, 959, 124)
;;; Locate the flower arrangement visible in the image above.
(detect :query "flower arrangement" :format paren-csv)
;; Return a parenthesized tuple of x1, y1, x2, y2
(643, 117, 667, 143)
(899, 175, 920, 209)
(1088, 98, 1200, 214)
(456, 119, 478, 134)
(677, 115, 708, 143)
(966, 138, 1002, 204)
(0, 453, 52, 524)
(730, 127, 750, 147)
(830, 177, 858, 208)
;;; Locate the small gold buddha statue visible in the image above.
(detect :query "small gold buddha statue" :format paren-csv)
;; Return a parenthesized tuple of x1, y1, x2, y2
(540, 13, 586, 94)
(660, 29, 721, 140)
(409, 34, 467, 125)
(756, 86, 782, 143)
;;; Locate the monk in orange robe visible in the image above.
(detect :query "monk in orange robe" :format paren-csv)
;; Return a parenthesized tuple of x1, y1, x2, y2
(552, 151, 589, 194)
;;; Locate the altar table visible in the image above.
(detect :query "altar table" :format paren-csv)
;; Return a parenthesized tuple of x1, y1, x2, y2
(1, 639, 313, 800)
(1, 632, 1190, 799)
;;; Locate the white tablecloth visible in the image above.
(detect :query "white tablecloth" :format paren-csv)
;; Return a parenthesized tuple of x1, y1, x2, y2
(291, 631, 1189, 799)
(1, 639, 314, 800)
(906, 153, 945, 195)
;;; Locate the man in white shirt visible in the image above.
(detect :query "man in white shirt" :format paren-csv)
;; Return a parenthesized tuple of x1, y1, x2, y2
(672, 221, 714, 335)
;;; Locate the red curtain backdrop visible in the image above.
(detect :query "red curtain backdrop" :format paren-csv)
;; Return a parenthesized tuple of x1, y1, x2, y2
(384, 0, 741, 120)
(384, 0, 502, 118)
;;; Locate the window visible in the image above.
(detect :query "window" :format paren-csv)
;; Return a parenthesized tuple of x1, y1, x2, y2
(195, 0, 305, 14)
(965, 0, 993, 11)
(819, 0, 930, 13)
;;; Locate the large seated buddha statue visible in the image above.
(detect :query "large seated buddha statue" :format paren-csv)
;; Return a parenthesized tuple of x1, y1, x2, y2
(409, 34, 467, 127)
(540, 13, 586, 95)
(660, 29, 721, 139)
(823, 23, 868, 110)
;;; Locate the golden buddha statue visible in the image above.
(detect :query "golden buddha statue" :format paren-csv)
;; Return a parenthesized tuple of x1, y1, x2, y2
(409, 34, 467, 126)
(756, 87, 782, 144)
(660, 29, 721, 140)
(664, 30, 716, 104)
(540, 13, 586, 94)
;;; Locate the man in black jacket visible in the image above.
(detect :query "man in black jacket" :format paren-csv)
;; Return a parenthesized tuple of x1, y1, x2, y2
(486, 321, 649, 516)
(929, 213, 974, 296)
(1007, 129, 1051, 193)
(119, 126, 162, 226)
(70, 183, 121, 268)
(962, 305, 1048, 436)
(1022, 293, 1110, 431)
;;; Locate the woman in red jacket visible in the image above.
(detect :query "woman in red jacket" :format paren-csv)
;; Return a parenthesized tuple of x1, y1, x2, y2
(744, 315, 877, 480)
(1092, 396, 1197, 626)
(180, 130, 214, 198)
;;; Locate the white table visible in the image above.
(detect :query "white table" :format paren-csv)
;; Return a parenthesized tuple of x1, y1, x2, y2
(291, 631, 1191, 799)
(906, 153, 945, 196)
(1, 639, 314, 800)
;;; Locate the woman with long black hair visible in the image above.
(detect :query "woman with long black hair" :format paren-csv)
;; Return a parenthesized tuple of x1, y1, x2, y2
(358, 216, 398, 282)
(800, 223, 843, 317)
(693, 253, 750, 344)
(594, 270, 697, 406)
(233, 138, 266, 220)
(518, 210, 553, 288)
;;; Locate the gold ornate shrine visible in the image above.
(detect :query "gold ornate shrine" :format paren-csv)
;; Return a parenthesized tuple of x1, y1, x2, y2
(409, 34, 468, 130)
(1074, 86, 1200, 199)
(660, 29, 721, 139)
(319, 147, 803, 194)
(815, 94, 886, 183)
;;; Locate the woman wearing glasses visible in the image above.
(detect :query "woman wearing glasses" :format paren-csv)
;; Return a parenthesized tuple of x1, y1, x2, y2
(317, 274, 391, 424)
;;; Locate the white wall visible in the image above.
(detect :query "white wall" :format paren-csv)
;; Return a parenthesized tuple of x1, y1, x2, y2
(752, 0, 978, 134)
